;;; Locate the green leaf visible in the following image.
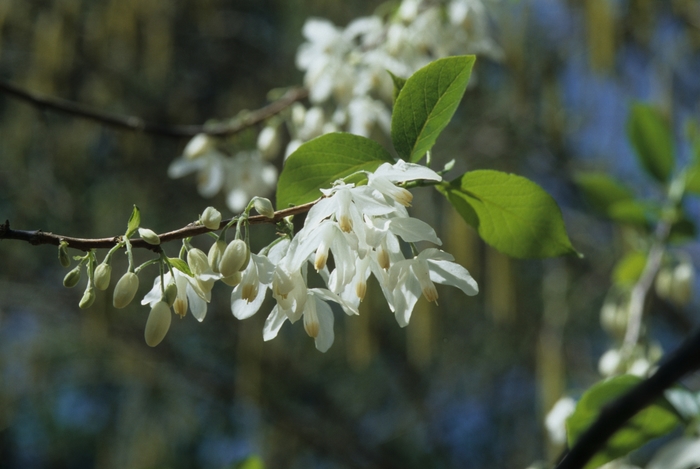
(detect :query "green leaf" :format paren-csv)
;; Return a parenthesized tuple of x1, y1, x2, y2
(126, 205, 141, 238)
(567, 375, 680, 469)
(574, 172, 634, 214)
(388, 70, 407, 102)
(669, 216, 697, 243)
(168, 257, 193, 277)
(438, 170, 578, 258)
(391, 55, 475, 162)
(627, 103, 674, 183)
(233, 456, 265, 469)
(276, 132, 394, 208)
(685, 161, 700, 195)
(607, 199, 651, 226)
(612, 251, 646, 286)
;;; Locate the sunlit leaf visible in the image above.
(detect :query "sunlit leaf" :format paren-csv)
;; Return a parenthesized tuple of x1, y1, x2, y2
(612, 251, 646, 287)
(391, 55, 475, 162)
(438, 170, 578, 258)
(567, 375, 680, 469)
(276, 133, 394, 208)
(627, 103, 674, 183)
(168, 257, 193, 277)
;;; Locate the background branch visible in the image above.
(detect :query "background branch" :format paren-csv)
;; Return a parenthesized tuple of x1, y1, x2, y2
(555, 324, 700, 469)
(0, 79, 307, 138)
(0, 200, 318, 252)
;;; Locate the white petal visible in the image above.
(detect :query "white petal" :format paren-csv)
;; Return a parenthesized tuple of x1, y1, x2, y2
(313, 288, 358, 316)
(186, 283, 208, 322)
(313, 297, 335, 352)
(167, 157, 204, 179)
(428, 259, 479, 296)
(392, 268, 422, 327)
(231, 281, 268, 319)
(389, 217, 442, 245)
(373, 160, 442, 183)
(263, 305, 287, 341)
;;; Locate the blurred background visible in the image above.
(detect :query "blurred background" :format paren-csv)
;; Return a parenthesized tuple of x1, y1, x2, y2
(1, 0, 700, 468)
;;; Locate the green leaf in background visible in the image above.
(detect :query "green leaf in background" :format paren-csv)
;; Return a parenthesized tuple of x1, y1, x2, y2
(391, 55, 475, 162)
(388, 70, 406, 102)
(438, 170, 578, 258)
(276, 133, 394, 208)
(607, 199, 652, 226)
(232, 455, 265, 469)
(685, 161, 700, 195)
(126, 205, 141, 238)
(574, 172, 634, 214)
(669, 216, 697, 243)
(627, 103, 674, 183)
(168, 257, 193, 277)
(612, 251, 647, 287)
(567, 375, 680, 469)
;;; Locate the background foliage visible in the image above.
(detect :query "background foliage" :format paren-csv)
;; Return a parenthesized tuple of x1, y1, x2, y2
(1, 1, 700, 468)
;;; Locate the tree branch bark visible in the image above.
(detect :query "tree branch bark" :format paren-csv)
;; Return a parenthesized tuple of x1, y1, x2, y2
(0, 200, 317, 252)
(0, 79, 307, 138)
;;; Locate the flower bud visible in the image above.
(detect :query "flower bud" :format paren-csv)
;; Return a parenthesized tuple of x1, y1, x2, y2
(183, 133, 213, 159)
(253, 197, 275, 219)
(208, 240, 226, 273)
(257, 125, 281, 160)
(94, 263, 112, 291)
(163, 282, 178, 307)
(79, 286, 96, 309)
(219, 239, 248, 277)
(670, 263, 694, 306)
(63, 266, 81, 288)
(655, 268, 673, 300)
(144, 301, 172, 347)
(200, 206, 222, 231)
(113, 272, 139, 309)
(58, 244, 71, 268)
(138, 228, 160, 245)
(187, 248, 210, 276)
(221, 271, 242, 287)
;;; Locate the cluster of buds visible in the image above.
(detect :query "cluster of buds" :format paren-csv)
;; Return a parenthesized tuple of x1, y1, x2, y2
(60, 161, 479, 352)
(655, 260, 695, 306)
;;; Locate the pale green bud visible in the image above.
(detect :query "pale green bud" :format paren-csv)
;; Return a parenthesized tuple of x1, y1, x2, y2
(208, 240, 226, 273)
(200, 206, 222, 230)
(221, 271, 242, 287)
(79, 286, 96, 309)
(183, 133, 214, 160)
(63, 266, 81, 288)
(144, 300, 172, 347)
(253, 197, 275, 219)
(58, 244, 71, 268)
(655, 268, 673, 300)
(670, 263, 694, 306)
(138, 228, 160, 245)
(164, 281, 178, 307)
(219, 239, 248, 277)
(94, 263, 112, 291)
(113, 272, 139, 309)
(187, 248, 210, 276)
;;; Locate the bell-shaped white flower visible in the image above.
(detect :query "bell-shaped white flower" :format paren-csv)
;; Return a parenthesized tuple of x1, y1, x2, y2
(224, 151, 278, 213)
(142, 270, 209, 322)
(388, 248, 478, 326)
(168, 148, 227, 198)
(263, 288, 357, 352)
(231, 252, 275, 320)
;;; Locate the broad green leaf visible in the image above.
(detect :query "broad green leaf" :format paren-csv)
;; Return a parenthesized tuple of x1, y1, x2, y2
(126, 205, 141, 238)
(567, 375, 680, 469)
(574, 172, 634, 214)
(388, 70, 406, 102)
(391, 55, 475, 162)
(168, 257, 193, 277)
(612, 251, 646, 286)
(438, 170, 578, 258)
(276, 133, 394, 208)
(627, 103, 674, 183)
(685, 161, 700, 195)
(233, 456, 265, 469)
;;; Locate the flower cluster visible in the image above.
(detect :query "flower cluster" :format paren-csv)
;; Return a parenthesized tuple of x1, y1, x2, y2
(123, 161, 478, 351)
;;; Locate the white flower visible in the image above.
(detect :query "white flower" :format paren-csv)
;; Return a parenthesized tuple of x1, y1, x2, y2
(168, 148, 227, 198)
(231, 252, 276, 320)
(141, 270, 209, 322)
(263, 288, 357, 352)
(346, 97, 391, 137)
(224, 151, 278, 213)
(545, 397, 576, 445)
(388, 248, 478, 326)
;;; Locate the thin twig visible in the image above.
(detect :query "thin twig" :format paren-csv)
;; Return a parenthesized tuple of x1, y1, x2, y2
(555, 324, 700, 469)
(0, 79, 307, 138)
(0, 199, 318, 252)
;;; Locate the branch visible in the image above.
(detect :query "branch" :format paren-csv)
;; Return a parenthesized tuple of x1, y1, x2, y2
(0, 200, 318, 252)
(555, 324, 700, 469)
(0, 79, 307, 138)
